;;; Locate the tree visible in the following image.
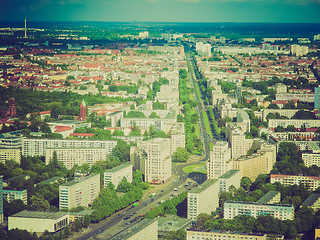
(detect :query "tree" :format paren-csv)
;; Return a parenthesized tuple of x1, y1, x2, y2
(172, 147, 190, 162)
(274, 126, 285, 132)
(113, 140, 130, 162)
(30, 194, 50, 211)
(283, 100, 296, 109)
(286, 125, 296, 132)
(240, 177, 252, 191)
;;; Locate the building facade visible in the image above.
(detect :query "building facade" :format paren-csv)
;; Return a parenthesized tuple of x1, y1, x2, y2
(0, 175, 3, 224)
(22, 138, 116, 157)
(224, 201, 294, 221)
(270, 174, 320, 191)
(59, 174, 100, 210)
(8, 210, 69, 233)
(187, 229, 267, 240)
(188, 179, 219, 220)
(45, 148, 107, 170)
(218, 170, 241, 192)
(104, 163, 132, 188)
(3, 188, 27, 204)
(0, 148, 21, 164)
(207, 141, 232, 179)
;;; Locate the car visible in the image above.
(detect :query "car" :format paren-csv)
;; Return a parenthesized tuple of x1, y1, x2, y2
(124, 216, 130, 220)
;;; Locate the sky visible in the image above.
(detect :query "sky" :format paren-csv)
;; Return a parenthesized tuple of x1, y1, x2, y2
(1, 0, 320, 23)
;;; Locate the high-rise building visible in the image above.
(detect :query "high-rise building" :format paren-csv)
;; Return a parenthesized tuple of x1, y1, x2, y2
(24, 18, 27, 38)
(188, 179, 219, 220)
(79, 100, 86, 121)
(207, 141, 232, 179)
(0, 148, 21, 164)
(133, 138, 171, 183)
(59, 174, 100, 210)
(291, 44, 309, 56)
(218, 169, 241, 192)
(0, 176, 3, 223)
(315, 87, 320, 109)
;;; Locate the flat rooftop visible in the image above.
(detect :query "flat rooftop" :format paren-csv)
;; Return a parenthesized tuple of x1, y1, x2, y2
(257, 191, 280, 203)
(60, 174, 99, 187)
(36, 176, 64, 186)
(10, 210, 68, 220)
(219, 170, 240, 179)
(225, 201, 292, 208)
(301, 193, 320, 207)
(109, 219, 157, 240)
(105, 163, 132, 173)
(158, 216, 191, 233)
(189, 179, 217, 194)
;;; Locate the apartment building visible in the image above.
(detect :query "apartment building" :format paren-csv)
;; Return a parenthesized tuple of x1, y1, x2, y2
(262, 109, 299, 121)
(3, 188, 27, 204)
(187, 229, 267, 240)
(207, 141, 232, 179)
(257, 191, 281, 204)
(227, 126, 253, 160)
(276, 92, 314, 103)
(268, 119, 320, 129)
(45, 148, 107, 170)
(22, 138, 116, 157)
(133, 138, 172, 183)
(170, 123, 185, 155)
(233, 145, 276, 182)
(59, 174, 100, 210)
(188, 179, 219, 220)
(301, 193, 320, 211)
(270, 174, 320, 191)
(104, 163, 132, 188)
(0, 176, 2, 224)
(218, 170, 241, 192)
(224, 201, 294, 221)
(0, 148, 21, 164)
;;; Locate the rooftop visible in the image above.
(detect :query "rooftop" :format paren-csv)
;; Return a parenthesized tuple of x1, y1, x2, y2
(158, 216, 192, 233)
(257, 191, 280, 204)
(10, 210, 68, 220)
(60, 174, 99, 187)
(109, 219, 157, 240)
(36, 176, 64, 186)
(219, 170, 240, 179)
(189, 179, 217, 194)
(105, 163, 132, 173)
(225, 201, 293, 208)
(301, 193, 320, 207)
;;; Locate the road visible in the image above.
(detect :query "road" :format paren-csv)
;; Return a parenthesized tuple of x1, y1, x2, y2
(74, 51, 212, 240)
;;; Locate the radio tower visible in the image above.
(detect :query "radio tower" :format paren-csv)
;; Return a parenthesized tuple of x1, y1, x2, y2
(24, 18, 27, 38)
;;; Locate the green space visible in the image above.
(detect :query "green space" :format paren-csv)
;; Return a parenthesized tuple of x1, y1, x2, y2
(182, 164, 207, 174)
(202, 109, 213, 139)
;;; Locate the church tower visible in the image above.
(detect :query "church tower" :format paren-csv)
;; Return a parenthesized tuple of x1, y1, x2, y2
(79, 100, 86, 121)
(8, 98, 16, 118)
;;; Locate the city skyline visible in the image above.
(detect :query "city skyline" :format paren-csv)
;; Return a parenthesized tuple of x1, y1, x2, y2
(1, 0, 320, 23)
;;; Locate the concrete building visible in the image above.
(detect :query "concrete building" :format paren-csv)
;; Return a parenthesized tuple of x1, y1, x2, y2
(301, 193, 320, 212)
(110, 219, 158, 240)
(187, 229, 267, 240)
(270, 174, 320, 191)
(59, 174, 100, 210)
(262, 109, 299, 122)
(133, 138, 171, 183)
(229, 128, 253, 160)
(275, 83, 287, 94)
(8, 210, 69, 233)
(104, 163, 132, 188)
(45, 148, 107, 170)
(233, 143, 276, 182)
(170, 123, 185, 155)
(22, 138, 116, 157)
(302, 142, 320, 167)
(224, 201, 294, 221)
(257, 191, 281, 204)
(0, 148, 21, 164)
(3, 188, 27, 204)
(276, 92, 314, 103)
(188, 179, 219, 220)
(207, 141, 232, 179)
(268, 119, 320, 129)
(315, 87, 320, 109)
(291, 44, 309, 56)
(218, 170, 241, 192)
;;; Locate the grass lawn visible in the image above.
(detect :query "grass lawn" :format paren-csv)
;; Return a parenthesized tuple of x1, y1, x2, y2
(182, 164, 207, 174)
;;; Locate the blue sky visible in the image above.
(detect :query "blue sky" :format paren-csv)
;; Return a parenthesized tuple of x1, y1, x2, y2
(1, 0, 320, 23)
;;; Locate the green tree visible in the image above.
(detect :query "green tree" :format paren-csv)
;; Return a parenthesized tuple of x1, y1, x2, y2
(240, 177, 252, 191)
(172, 147, 190, 162)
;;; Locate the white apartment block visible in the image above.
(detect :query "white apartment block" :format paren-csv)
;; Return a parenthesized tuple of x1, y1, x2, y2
(3, 188, 27, 204)
(104, 163, 132, 188)
(45, 148, 107, 170)
(224, 201, 294, 221)
(187, 230, 267, 240)
(268, 119, 320, 129)
(270, 174, 320, 191)
(136, 138, 172, 183)
(218, 170, 241, 192)
(22, 138, 116, 157)
(276, 93, 314, 103)
(291, 44, 308, 56)
(188, 179, 219, 220)
(302, 153, 320, 168)
(59, 174, 100, 210)
(229, 129, 253, 160)
(207, 141, 232, 179)
(0, 148, 21, 164)
(120, 118, 176, 133)
(262, 109, 299, 121)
